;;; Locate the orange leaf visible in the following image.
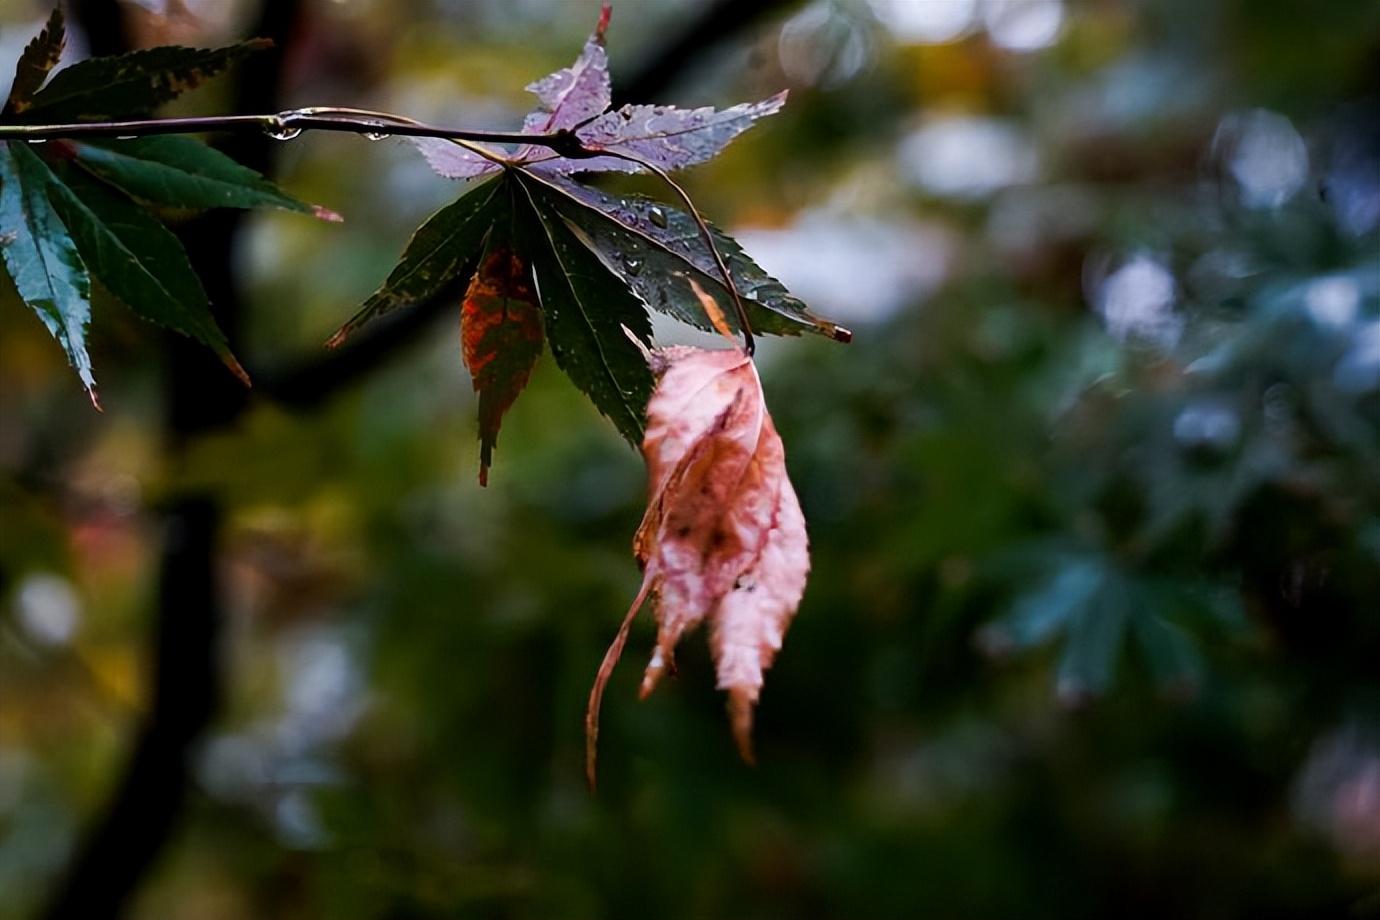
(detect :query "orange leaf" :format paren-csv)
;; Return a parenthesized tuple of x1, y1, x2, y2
(587, 345, 809, 786)
(461, 246, 543, 485)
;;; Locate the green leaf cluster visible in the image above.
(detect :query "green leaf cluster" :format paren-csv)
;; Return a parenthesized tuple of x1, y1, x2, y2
(0, 9, 320, 400)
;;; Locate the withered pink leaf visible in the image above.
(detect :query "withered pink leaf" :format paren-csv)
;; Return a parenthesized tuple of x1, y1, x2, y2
(586, 343, 810, 787)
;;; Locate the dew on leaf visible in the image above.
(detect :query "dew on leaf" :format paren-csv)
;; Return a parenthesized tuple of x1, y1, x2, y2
(649, 206, 669, 228)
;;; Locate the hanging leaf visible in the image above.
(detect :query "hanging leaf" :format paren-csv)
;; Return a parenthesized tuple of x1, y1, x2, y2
(461, 192, 544, 485)
(586, 342, 810, 786)
(43, 161, 248, 384)
(3, 7, 66, 116)
(72, 136, 336, 219)
(0, 142, 95, 401)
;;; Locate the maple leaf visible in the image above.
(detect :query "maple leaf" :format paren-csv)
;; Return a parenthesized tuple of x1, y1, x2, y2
(409, 5, 784, 179)
(0, 13, 326, 401)
(586, 332, 810, 787)
(337, 5, 848, 482)
(461, 230, 543, 486)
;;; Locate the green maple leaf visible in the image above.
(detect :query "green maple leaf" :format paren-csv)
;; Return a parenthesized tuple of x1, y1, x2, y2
(0, 10, 332, 399)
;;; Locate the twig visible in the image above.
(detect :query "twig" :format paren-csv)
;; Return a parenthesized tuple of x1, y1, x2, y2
(0, 107, 582, 161)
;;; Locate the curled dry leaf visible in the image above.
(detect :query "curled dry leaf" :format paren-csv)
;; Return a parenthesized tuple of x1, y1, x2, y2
(586, 339, 809, 787)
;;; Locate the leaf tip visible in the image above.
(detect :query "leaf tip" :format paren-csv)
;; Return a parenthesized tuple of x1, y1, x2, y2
(831, 324, 853, 344)
(87, 386, 103, 413)
(312, 204, 344, 223)
(596, 3, 612, 40)
(620, 323, 655, 365)
(478, 464, 490, 487)
(728, 691, 757, 765)
(244, 37, 275, 52)
(638, 645, 668, 699)
(223, 353, 253, 388)
(324, 327, 350, 350)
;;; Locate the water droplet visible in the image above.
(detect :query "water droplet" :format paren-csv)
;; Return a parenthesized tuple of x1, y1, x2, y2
(266, 124, 302, 141)
(623, 256, 643, 276)
(116, 134, 137, 140)
(364, 132, 391, 141)
(648, 206, 668, 228)
(744, 289, 760, 301)
(26, 139, 45, 145)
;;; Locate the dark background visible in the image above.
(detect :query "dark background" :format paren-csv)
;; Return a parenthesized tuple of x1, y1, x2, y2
(1, 0, 1378, 917)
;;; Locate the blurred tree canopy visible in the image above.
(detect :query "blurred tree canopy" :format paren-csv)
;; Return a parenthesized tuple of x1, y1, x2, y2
(1, 1, 1377, 918)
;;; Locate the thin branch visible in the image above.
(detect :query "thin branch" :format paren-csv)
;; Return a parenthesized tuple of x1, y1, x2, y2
(256, 0, 798, 401)
(0, 107, 584, 159)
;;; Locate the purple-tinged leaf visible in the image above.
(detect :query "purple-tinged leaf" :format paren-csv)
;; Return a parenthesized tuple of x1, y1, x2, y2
(408, 137, 501, 181)
(531, 92, 788, 175)
(409, 6, 611, 180)
(522, 3, 611, 134)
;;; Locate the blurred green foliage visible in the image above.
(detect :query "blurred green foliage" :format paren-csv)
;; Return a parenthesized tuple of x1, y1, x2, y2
(1, 0, 1378, 918)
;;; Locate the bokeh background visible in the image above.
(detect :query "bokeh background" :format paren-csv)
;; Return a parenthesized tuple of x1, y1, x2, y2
(2, 0, 1378, 917)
